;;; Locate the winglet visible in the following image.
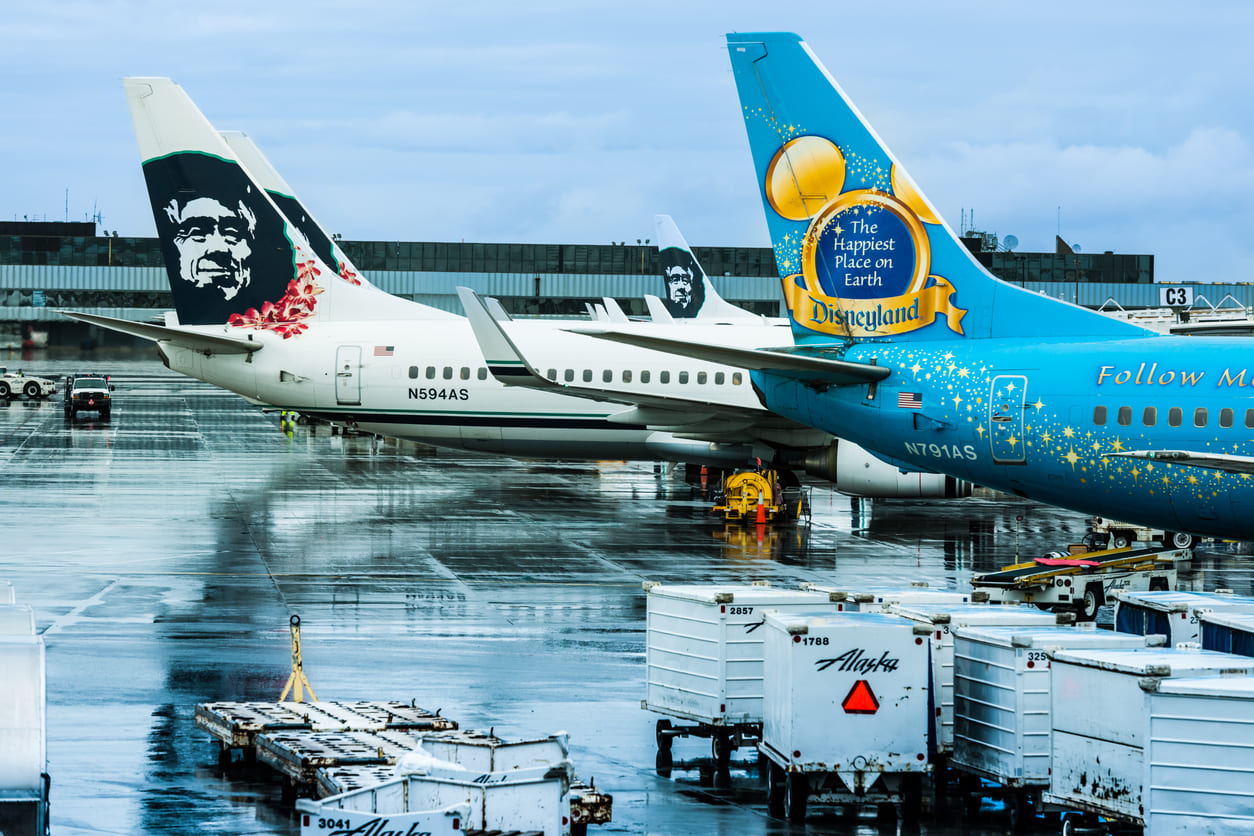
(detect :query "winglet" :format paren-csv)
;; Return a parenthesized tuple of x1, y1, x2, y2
(456, 287, 554, 387)
(644, 295, 675, 323)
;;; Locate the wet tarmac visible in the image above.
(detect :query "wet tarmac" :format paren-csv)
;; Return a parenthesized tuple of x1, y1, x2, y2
(3, 349, 1252, 836)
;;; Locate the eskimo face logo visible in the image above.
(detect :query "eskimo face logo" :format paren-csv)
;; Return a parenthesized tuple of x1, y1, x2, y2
(658, 247, 706, 318)
(165, 196, 258, 300)
(762, 135, 965, 339)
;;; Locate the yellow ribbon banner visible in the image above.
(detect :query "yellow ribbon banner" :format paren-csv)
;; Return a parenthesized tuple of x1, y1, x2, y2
(784, 274, 967, 339)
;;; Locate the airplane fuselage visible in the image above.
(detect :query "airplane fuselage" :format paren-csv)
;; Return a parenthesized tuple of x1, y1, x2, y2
(754, 334, 1254, 539)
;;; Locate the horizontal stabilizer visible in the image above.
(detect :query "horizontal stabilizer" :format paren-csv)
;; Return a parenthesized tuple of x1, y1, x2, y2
(58, 311, 262, 354)
(1107, 450, 1254, 475)
(563, 327, 889, 386)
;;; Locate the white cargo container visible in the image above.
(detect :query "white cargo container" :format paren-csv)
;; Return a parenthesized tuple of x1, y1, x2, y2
(411, 729, 570, 772)
(799, 582, 987, 612)
(951, 624, 1160, 828)
(643, 582, 837, 765)
(889, 604, 1062, 758)
(759, 611, 930, 822)
(0, 581, 14, 605)
(297, 762, 572, 836)
(1199, 609, 1254, 658)
(1045, 646, 1254, 828)
(1143, 675, 1254, 835)
(0, 635, 47, 836)
(0, 604, 35, 635)
(1113, 589, 1254, 646)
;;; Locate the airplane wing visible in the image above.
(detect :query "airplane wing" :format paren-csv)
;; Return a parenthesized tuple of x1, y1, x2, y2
(58, 311, 263, 355)
(562, 327, 889, 386)
(1107, 450, 1254, 475)
(456, 287, 819, 435)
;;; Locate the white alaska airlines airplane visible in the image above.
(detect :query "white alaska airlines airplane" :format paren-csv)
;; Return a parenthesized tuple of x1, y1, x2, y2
(57, 76, 964, 498)
(580, 32, 1254, 542)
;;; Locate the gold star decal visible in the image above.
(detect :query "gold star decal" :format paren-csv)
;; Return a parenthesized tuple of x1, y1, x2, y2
(953, 394, 963, 409)
(1111, 438, 1125, 452)
(1063, 427, 1075, 439)
(958, 367, 970, 378)
(1032, 399, 1045, 411)
(976, 425, 986, 438)
(1064, 448, 1080, 468)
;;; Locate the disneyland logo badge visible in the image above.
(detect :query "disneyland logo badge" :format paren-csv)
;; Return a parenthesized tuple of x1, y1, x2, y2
(762, 135, 966, 339)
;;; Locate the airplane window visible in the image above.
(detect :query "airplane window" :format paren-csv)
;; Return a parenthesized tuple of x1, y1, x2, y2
(1194, 407, 1208, 427)
(547, 369, 557, 381)
(426, 366, 436, 379)
(1142, 406, 1156, 426)
(640, 370, 650, 384)
(603, 370, 612, 383)
(443, 366, 453, 379)
(697, 371, 708, 385)
(679, 371, 690, 384)
(733, 372, 743, 385)
(1221, 407, 1234, 428)
(478, 368, 488, 380)
(1169, 407, 1182, 427)
(1093, 405, 1107, 426)
(1117, 406, 1131, 426)
(660, 371, 670, 384)
(460, 367, 470, 380)
(564, 369, 574, 382)
(408, 366, 420, 379)
(583, 370, 593, 382)
(622, 370, 632, 383)
(715, 372, 725, 385)
(1247, 408, 1254, 428)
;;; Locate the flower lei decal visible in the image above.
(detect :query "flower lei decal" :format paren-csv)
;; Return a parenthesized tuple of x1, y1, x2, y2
(227, 251, 324, 339)
(338, 261, 363, 286)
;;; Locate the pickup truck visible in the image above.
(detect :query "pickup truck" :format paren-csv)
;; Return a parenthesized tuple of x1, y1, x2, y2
(63, 374, 113, 420)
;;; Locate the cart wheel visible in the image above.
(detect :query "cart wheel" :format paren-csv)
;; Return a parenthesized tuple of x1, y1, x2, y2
(1079, 583, 1103, 621)
(1167, 531, 1196, 550)
(766, 763, 785, 818)
(1060, 812, 1080, 836)
(655, 718, 672, 754)
(784, 772, 808, 822)
(1111, 531, 1131, 549)
(902, 774, 923, 821)
(655, 749, 673, 777)
(711, 731, 732, 769)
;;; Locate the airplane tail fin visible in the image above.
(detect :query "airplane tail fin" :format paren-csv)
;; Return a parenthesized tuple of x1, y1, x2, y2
(725, 33, 1150, 344)
(124, 78, 420, 332)
(219, 131, 459, 322)
(654, 214, 759, 322)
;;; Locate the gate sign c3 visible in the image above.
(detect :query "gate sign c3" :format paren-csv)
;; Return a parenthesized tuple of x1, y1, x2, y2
(1159, 286, 1194, 308)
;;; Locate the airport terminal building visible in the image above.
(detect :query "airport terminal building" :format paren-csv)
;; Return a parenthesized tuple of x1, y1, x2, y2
(0, 219, 1229, 345)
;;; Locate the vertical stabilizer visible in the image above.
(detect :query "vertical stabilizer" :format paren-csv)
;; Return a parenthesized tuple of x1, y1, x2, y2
(654, 214, 758, 321)
(724, 33, 1150, 344)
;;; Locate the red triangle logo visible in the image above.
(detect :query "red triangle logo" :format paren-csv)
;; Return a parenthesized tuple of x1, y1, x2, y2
(842, 679, 880, 714)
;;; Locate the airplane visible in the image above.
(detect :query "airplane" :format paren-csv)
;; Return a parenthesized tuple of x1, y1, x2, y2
(57, 76, 963, 499)
(575, 31, 1254, 543)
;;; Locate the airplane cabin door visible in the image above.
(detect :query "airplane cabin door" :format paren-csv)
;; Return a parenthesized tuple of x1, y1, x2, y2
(335, 346, 362, 405)
(989, 374, 1027, 465)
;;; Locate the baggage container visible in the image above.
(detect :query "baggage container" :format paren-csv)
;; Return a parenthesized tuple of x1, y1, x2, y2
(950, 624, 1160, 828)
(1199, 609, 1254, 657)
(1044, 646, 1254, 828)
(643, 582, 837, 765)
(296, 762, 572, 836)
(759, 611, 930, 822)
(888, 604, 1062, 757)
(799, 582, 987, 612)
(412, 729, 570, 773)
(0, 581, 13, 605)
(1143, 675, 1254, 835)
(0, 604, 35, 635)
(1114, 588, 1254, 646)
(0, 635, 47, 836)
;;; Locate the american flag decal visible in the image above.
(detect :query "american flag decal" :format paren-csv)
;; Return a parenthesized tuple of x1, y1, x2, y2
(897, 391, 922, 409)
(374, 345, 394, 356)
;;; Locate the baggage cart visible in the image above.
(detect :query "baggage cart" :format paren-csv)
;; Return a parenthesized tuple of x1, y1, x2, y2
(296, 762, 573, 836)
(888, 604, 1061, 766)
(1044, 646, 1254, 832)
(1142, 675, 1254, 835)
(642, 582, 837, 768)
(950, 624, 1160, 829)
(758, 611, 930, 822)
(1198, 609, 1254, 657)
(1113, 588, 1254, 646)
(0, 604, 35, 635)
(0, 635, 48, 836)
(799, 582, 987, 611)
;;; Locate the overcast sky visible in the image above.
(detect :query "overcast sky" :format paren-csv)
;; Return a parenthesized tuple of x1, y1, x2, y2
(4, 1, 1254, 283)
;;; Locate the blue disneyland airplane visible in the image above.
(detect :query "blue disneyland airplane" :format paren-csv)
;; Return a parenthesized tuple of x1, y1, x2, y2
(581, 31, 1254, 543)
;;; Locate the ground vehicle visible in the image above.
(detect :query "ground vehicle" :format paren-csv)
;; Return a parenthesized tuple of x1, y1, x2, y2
(63, 374, 113, 420)
(0, 367, 56, 400)
(1087, 516, 1198, 550)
